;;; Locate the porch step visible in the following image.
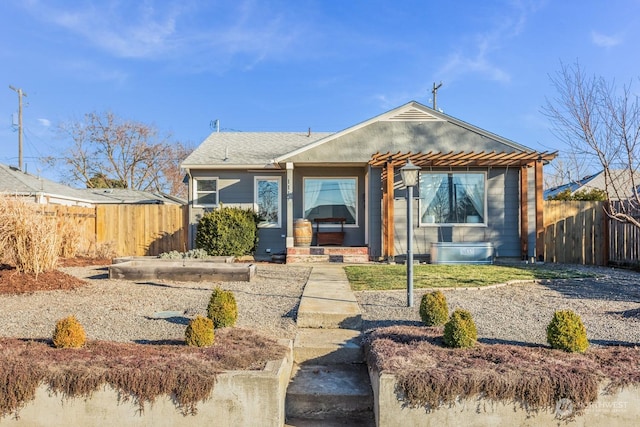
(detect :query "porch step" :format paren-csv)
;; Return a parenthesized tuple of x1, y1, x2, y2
(287, 246, 369, 264)
(294, 328, 363, 364)
(285, 364, 374, 421)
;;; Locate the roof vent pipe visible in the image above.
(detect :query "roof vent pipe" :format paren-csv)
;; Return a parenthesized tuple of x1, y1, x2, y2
(307, 127, 311, 137)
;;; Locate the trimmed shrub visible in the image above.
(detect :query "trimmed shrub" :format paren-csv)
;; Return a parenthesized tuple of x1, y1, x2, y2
(207, 288, 238, 328)
(195, 207, 259, 256)
(185, 316, 215, 347)
(443, 309, 478, 348)
(52, 316, 86, 348)
(419, 291, 449, 326)
(547, 310, 589, 353)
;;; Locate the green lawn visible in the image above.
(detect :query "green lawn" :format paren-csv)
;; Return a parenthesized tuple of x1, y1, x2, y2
(344, 264, 596, 291)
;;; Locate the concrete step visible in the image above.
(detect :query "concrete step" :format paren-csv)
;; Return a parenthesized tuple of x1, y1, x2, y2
(286, 363, 373, 420)
(285, 414, 375, 426)
(294, 328, 363, 364)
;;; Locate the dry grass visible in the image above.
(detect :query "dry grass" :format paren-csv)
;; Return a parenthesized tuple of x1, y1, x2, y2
(0, 198, 60, 276)
(364, 326, 640, 416)
(0, 328, 288, 419)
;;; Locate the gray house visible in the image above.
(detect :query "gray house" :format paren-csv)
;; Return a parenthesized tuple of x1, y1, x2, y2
(181, 101, 555, 263)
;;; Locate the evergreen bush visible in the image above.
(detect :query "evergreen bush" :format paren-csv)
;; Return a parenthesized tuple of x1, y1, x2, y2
(546, 310, 589, 353)
(419, 291, 449, 326)
(207, 287, 238, 328)
(195, 207, 259, 256)
(52, 315, 87, 348)
(443, 309, 478, 348)
(185, 316, 215, 347)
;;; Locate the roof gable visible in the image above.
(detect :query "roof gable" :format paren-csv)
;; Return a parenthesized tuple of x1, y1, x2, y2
(277, 101, 534, 164)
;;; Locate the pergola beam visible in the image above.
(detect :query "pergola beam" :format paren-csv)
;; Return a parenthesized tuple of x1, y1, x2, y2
(371, 150, 557, 261)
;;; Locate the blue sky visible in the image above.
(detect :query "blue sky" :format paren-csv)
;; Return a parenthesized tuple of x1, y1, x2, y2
(1, 0, 638, 183)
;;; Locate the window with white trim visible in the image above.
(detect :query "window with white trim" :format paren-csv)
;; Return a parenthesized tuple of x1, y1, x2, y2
(255, 177, 281, 227)
(193, 178, 218, 207)
(303, 177, 357, 225)
(419, 172, 486, 225)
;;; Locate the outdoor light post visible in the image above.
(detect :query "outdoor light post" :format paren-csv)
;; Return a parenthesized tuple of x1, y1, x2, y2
(400, 160, 420, 307)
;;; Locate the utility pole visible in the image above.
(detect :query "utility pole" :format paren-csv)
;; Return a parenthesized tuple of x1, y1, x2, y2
(9, 85, 27, 171)
(432, 81, 443, 110)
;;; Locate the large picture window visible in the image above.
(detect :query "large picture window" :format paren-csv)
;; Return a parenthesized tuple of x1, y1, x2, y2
(255, 177, 281, 227)
(303, 177, 357, 225)
(419, 172, 485, 225)
(194, 178, 218, 207)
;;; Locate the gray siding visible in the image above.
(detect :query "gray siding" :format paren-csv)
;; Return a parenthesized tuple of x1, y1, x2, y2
(385, 167, 521, 259)
(285, 121, 524, 164)
(293, 166, 366, 247)
(368, 167, 382, 258)
(188, 169, 287, 258)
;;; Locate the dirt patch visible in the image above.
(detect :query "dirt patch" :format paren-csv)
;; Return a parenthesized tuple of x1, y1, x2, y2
(0, 258, 111, 295)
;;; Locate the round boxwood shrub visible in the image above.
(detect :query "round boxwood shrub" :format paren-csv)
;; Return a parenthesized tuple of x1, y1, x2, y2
(546, 309, 589, 353)
(443, 309, 478, 348)
(207, 287, 238, 328)
(419, 290, 449, 326)
(52, 315, 86, 348)
(195, 206, 259, 257)
(185, 316, 215, 347)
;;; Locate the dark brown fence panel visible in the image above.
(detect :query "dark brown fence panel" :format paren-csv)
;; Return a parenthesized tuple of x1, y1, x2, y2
(543, 201, 606, 265)
(608, 200, 640, 267)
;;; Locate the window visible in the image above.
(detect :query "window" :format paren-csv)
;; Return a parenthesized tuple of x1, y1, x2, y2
(255, 177, 281, 227)
(419, 172, 485, 225)
(194, 178, 218, 207)
(303, 177, 357, 225)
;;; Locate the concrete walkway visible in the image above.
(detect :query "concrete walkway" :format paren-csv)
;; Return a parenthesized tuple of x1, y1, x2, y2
(285, 265, 375, 426)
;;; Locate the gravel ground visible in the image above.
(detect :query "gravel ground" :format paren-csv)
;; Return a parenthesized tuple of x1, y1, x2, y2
(357, 265, 640, 347)
(2, 263, 640, 347)
(0, 264, 311, 343)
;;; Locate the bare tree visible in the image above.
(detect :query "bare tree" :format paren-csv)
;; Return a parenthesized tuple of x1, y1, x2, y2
(543, 61, 640, 227)
(50, 112, 191, 197)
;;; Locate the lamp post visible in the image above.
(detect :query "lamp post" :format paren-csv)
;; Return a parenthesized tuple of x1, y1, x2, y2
(400, 159, 420, 307)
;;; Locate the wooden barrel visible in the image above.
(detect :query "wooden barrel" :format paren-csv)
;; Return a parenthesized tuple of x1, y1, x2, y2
(293, 219, 312, 247)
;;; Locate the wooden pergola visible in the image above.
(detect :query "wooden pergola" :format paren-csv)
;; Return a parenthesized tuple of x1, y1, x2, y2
(369, 150, 558, 260)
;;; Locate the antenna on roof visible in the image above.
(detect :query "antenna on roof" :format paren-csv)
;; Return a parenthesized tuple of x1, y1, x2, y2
(432, 81, 443, 110)
(210, 119, 220, 132)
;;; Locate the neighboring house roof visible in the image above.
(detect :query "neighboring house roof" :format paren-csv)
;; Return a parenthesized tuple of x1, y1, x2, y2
(77, 188, 185, 205)
(0, 163, 94, 206)
(544, 169, 640, 200)
(182, 101, 537, 170)
(0, 163, 185, 205)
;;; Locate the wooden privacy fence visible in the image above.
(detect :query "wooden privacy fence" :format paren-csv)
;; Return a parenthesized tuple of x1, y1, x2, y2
(96, 205, 188, 256)
(46, 204, 188, 257)
(607, 201, 640, 267)
(543, 201, 607, 266)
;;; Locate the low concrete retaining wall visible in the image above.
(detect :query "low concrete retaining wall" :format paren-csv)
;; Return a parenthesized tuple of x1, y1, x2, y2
(370, 368, 640, 427)
(2, 341, 293, 427)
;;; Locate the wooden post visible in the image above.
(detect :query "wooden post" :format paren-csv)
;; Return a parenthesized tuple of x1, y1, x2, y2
(520, 165, 528, 259)
(535, 159, 544, 261)
(384, 161, 395, 259)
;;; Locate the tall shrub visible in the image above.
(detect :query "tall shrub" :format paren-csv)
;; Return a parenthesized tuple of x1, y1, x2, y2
(0, 197, 60, 276)
(195, 206, 259, 256)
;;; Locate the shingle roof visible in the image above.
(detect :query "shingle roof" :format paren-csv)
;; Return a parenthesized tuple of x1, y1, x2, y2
(181, 132, 333, 167)
(0, 163, 91, 202)
(77, 188, 185, 204)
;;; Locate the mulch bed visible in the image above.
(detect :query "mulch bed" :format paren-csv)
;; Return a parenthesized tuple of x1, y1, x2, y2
(0, 258, 111, 295)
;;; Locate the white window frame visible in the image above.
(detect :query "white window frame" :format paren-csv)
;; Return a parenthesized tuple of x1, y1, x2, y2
(303, 176, 358, 227)
(193, 177, 219, 208)
(254, 176, 282, 228)
(418, 171, 487, 227)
